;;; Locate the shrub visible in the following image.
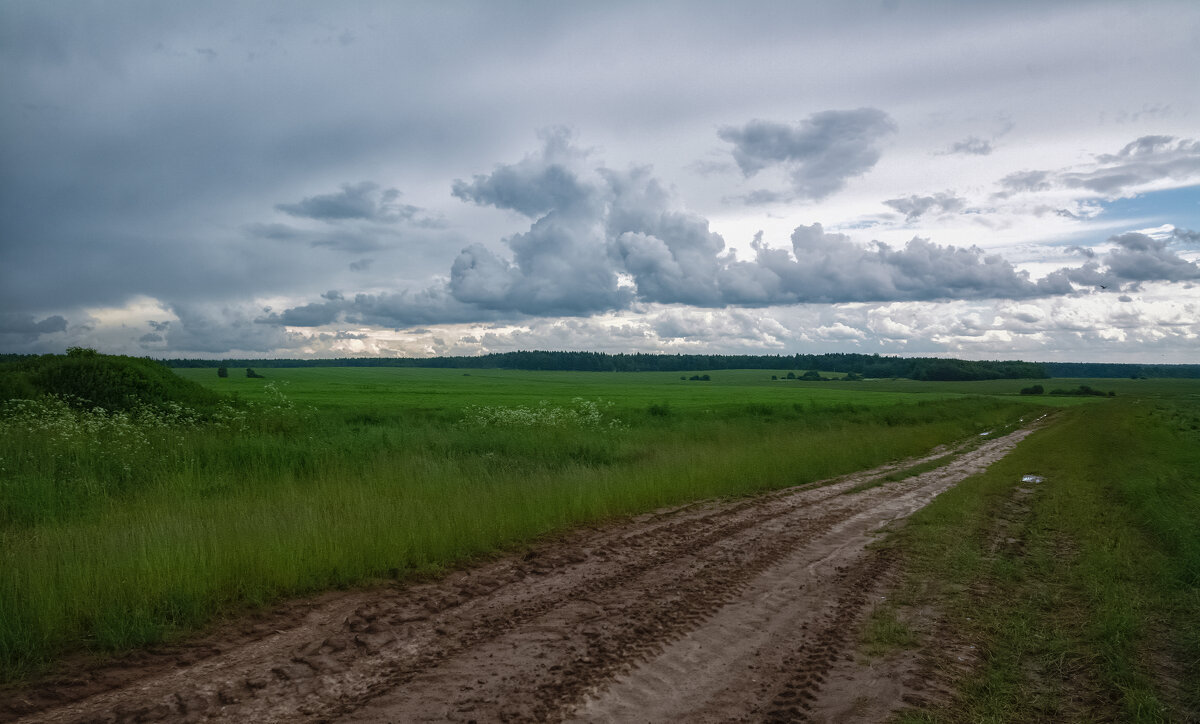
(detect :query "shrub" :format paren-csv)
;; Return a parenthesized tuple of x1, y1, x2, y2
(0, 350, 219, 411)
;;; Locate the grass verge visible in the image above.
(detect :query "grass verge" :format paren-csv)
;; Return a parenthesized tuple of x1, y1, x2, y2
(880, 400, 1200, 722)
(0, 392, 1027, 682)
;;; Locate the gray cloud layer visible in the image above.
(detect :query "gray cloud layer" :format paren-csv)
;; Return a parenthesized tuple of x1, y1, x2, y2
(718, 109, 897, 201)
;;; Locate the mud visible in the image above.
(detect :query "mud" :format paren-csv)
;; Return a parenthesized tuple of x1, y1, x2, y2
(3, 425, 1039, 724)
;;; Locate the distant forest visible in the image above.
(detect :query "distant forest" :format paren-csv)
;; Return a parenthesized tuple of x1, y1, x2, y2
(6, 351, 1197, 381)
(161, 351, 1050, 381)
(1043, 362, 1200, 379)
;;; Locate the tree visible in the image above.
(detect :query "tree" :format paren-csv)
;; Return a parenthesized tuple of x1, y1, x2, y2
(217, 367, 228, 378)
(246, 368, 264, 378)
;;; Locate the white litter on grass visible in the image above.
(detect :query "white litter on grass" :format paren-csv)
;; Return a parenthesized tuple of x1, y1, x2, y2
(979, 431, 992, 436)
(1022, 475, 1045, 483)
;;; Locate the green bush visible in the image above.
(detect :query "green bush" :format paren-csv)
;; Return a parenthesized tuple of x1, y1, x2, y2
(0, 350, 219, 411)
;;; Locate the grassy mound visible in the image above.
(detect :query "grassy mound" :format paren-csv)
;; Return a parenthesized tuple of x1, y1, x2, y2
(0, 348, 219, 411)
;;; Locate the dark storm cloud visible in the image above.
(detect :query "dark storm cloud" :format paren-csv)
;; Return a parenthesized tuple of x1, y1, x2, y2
(0, 4, 479, 327)
(996, 136, 1200, 197)
(0, 313, 68, 345)
(882, 192, 968, 220)
(718, 109, 897, 200)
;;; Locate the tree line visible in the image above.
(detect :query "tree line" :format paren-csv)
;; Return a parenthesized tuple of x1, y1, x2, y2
(160, 351, 1050, 381)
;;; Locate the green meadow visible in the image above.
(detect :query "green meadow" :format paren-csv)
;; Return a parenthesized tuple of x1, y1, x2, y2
(2, 363, 1196, 709)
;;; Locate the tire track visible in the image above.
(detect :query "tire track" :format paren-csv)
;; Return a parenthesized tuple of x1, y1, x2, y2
(5, 427, 1039, 724)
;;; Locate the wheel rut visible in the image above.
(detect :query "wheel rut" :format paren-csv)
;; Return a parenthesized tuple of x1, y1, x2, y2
(4, 425, 1041, 724)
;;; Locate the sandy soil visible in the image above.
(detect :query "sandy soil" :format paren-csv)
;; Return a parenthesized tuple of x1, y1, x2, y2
(3, 425, 1039, 724)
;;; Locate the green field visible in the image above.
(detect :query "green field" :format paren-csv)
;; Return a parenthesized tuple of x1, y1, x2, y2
(2, 365, 1197, 713)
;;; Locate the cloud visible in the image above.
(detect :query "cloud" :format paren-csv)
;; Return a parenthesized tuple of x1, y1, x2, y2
(265, 133, 1141, 329)
(276, 181, 424, 223)
(451, 127, 593, 217)
(256, 284, 509, 329)
(729, 223, 1071, 304)
(163, 303, 305, 354)
(0, 313, 68, 345)
(603, 166, 728, 306)
(247, 178, 450, 252)
(883, 192, 968, 220)
(718, 109, 897, 200)
(1173, 227, 1200, 245)
(245, 222, 395, 253)
(996, 136, 1200, 198)
(945, 136, 993, 155)
(1102, 231, 1200, 282)
(997, 170, 1052, 195)
(1063, 229, 1200, 289)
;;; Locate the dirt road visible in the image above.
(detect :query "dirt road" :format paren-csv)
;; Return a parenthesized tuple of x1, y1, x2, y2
(4, 425, 1039, 724)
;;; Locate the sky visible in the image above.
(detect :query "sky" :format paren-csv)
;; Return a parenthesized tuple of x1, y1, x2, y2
(2, 1, 1199, 363)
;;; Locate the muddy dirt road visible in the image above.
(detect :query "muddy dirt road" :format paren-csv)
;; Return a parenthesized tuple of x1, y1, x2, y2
(5, 425, 1039, 724)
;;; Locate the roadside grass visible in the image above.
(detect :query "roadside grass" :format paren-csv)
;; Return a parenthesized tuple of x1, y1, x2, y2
(0, 382, 1030, 682)
(882, 398, 1200, 722)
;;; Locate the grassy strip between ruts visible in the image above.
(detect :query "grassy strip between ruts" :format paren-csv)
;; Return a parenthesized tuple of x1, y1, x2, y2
(876, 399, 1200, 722)
(0, 391, 1029, 683)
(844, 452, 962, 495)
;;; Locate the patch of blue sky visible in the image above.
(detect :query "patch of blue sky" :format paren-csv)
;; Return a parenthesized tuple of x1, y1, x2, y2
(1098, 185, 1200, 234)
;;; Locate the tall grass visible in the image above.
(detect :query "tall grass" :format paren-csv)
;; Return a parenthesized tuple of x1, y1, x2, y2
(0, 387, 1027, 681)
(888, 399, 1200, 721)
